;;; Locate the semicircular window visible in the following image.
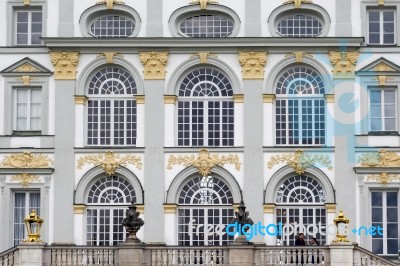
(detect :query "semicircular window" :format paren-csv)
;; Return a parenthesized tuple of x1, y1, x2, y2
(90, 15, 135, 37)
(277, 14, 322, 37)
(180, 14, 234, 38)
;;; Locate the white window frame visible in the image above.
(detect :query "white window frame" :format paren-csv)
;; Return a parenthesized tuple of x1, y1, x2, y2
(14, 8, 43, 46)
(13, 87, 42, 132)
(369, 88, 397, 132)
(13, 190, 41, 246)
(370, 190, 399, 255)
(367, 9, 396, 45)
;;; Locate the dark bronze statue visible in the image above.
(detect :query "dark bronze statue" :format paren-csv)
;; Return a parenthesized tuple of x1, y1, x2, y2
(122, 201, 144, 244)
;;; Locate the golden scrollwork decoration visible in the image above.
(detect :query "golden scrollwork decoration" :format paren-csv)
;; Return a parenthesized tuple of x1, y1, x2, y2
(329, 51, 359, 78)
(189, 0, 218, 10)
(49, 51, 79, 80)
(367, 173, 400, 186)
(284, 0, 312, 8)
(167, 149, 241, 176)
(0, 152, 53, 168)
(190, 52, 217, 64)
(77, 151, 142, 175)
(358, 149, 400, 167)
(238, 51, 268, 79)
(373, 62, 395, 72)
(139, 51, 168, 80)
(14, 63, 40, 73)
(97, 52, 123, 64)
(11, 173, 40, 187)
(96, 0, 124, 9)
(267, 150, 333, 175)
(285, 51, 312, 63)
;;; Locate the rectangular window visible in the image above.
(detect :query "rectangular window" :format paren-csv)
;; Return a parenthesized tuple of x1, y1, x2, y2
(276, 99, 325, 145)
(15, 9, 42, 45)
(368, 9, 395, 45)
(13, 87, 42, 131)
(370, 89, 397, 131)
(371, 191, 399, 255)
(13, 191, 40, 246)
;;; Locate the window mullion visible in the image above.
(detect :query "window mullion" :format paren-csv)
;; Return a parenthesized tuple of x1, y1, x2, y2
(204, 101, 209, 145)
(380, 11, 384, 45)
(381, 91, 385, 130)
(28, 12, 32, 45)
(110, 101, 115, 145)
(124, 99, 127, 146)
(382, 192, 387, 254)
(27, 90, 31, 130)
(299, 100, 303, 145)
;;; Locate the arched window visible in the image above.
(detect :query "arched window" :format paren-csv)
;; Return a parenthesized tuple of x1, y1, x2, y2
(177, 175, 234, 246)
(277, 14, 322, 37)
(275, 65, 326, 145)
(275, 175, 327, 246)
(180, 14, 234, 38)
(86, 175, 136, 246)
(90, 14, 135, 37)
(87, 67, 137, 146)
(178, 68, 234, 146)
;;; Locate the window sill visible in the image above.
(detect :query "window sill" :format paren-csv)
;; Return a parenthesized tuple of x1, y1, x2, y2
(12, 131, 42, 136)
(368, 131, 399, 136)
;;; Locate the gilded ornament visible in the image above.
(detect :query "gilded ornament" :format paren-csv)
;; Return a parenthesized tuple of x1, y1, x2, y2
(367, 173, 400, 185)
(190, 52, 216, 64)
(139, 51, 168, 80)
(189, 0, 218, 10)
(325, 94, 334, 103)
(284, 0, 312, 8)
(97, 52, 123, 64)
(14, 63, 40, 73)
(329, 51, 359, 78)
(23, 0, 30, 6)
(267, 150, 332, 175)
(238, 51, 267, 79)
(74, 96, 88, 105)
(378, 0, 384, 6)
(164, 95, 178, 104)
(11, 173, 40, 187)
(96, 0, 124, 9)
(77, 151, 142, 175)
(233, 94, 244, 103)
(285, 51, 312, 63)
(0, 152, 53, 168)
(16, 76, 37, 86)
(167, 148, 241, 176)
(135, 95, 145, 104)
(373, 62, 395, 72)
(378, 75, 388, 86)
(359, 149, 400, 167)
(263, 94, 276, 103)
(49, 51, 79, 80)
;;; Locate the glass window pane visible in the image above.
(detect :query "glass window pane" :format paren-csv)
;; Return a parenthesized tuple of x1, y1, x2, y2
(387, 192, 398, 206)
(372, 239, 383, 254)
(387, 239, 399, 254)
(372, 192, 383, 206)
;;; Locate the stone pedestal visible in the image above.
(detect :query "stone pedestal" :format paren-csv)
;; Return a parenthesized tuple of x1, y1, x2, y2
(17, 243, 46, 266)
(118, 246, 144, 266)
(228, 244, 254, 266)
(329, 242, 354, 265)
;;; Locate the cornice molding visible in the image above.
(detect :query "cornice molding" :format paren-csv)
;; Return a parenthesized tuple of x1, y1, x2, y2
(42, 37, 364, 49)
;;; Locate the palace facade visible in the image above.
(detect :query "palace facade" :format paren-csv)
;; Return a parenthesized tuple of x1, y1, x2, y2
(0, 0, 399, 260)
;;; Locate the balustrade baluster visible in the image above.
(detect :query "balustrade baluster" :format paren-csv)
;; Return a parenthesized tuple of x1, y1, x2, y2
(167, 250, 173, 265)
(88, 249, 94, 266)
(178, 250, 184, 266)
(157, 250, 162, 266)
(172, 249, 178, 265)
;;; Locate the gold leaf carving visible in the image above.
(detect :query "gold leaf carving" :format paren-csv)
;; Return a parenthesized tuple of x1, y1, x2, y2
(238, 51, 267, 79)
(329, 51, 359, 78)
(16, 76, 37, 86)
(140, 51, 168, 80)
(367, 173, 400, 185)
(167, 149, 241, 176)
(373, 63, 395, 72)
(285, 51, 312, 63)
(0, 152, 53, 168)
(14, 63, 40, 73)
(97, 52, 123, 64)
(284, 0, 312, 8)
(359, 149, 400, 167)
(49, 51, 79, 80)
(189, 0, 218, 10)
(11, 173, 40, 187)
(267, 150, 332, 175)
(96, 0, 124, 9)
(77, 151, 142, 175)
(190, 52, 217, 64)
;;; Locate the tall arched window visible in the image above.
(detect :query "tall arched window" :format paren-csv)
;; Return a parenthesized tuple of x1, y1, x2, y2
(177, 68, 234, 146)
(177, 175, 234, 246)
(87, 67, 137, 146)
(86, 175, 136, 246)
(275, 175, 326, 246)
(275, 65, 326, 145)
